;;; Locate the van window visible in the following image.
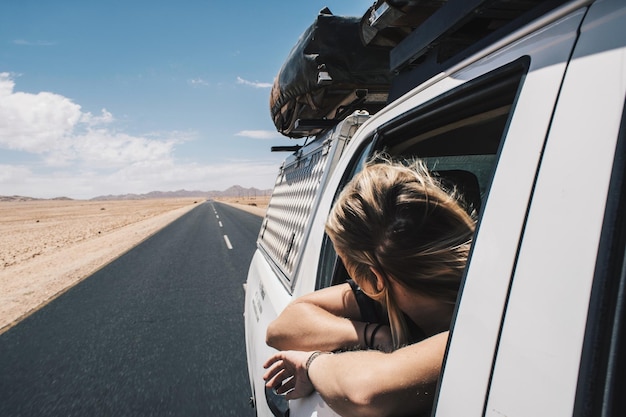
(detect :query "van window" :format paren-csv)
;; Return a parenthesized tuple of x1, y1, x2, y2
(316, 57, 528, 289)
(316, 139, 375, 290)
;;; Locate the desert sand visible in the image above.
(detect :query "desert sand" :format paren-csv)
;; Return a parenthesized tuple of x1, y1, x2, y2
(0, 197, 268, 334)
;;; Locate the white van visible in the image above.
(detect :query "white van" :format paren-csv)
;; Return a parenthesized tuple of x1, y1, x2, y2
(244, 0, 626, 416)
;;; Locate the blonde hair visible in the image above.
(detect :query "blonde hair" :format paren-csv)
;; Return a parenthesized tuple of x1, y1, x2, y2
(325, 156, 476, 348)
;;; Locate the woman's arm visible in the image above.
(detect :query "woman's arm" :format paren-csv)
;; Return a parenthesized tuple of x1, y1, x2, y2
(266, 282, 371, 352)
(264, 331, 449, 417)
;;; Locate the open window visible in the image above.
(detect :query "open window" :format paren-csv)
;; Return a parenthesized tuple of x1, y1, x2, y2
(316, 57, 529, 290)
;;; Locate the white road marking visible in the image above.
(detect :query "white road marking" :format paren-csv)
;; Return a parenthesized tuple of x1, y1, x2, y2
(219, 221, 223, 227)
(223, 235, 233, 249)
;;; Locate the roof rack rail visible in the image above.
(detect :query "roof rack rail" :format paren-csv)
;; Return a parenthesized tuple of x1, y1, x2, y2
(271, 145, 303, 153)
(290, 119, 339, 137)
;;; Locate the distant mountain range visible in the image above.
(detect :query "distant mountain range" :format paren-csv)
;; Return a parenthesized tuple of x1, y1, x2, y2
(0, 185, 272, 202)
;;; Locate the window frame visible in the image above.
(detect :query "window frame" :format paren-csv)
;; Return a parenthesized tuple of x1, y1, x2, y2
(315, 58, 530, 291)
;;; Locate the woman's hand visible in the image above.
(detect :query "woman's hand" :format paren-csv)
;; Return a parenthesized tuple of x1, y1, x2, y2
(263, 350, 316, 400)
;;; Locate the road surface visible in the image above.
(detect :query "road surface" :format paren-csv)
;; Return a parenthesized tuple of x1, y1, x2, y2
(0, 201, 261, 417)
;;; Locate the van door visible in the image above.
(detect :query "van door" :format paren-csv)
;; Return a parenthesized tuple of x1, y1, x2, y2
(484, 1, 626, 416)
(433, 5, 590, 415)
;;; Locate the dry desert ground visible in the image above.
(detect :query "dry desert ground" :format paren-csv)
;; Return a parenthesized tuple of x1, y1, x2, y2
(0, 197, 268, 333)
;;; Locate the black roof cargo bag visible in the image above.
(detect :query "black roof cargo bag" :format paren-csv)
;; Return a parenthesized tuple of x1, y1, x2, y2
(270, 8, 392, 138)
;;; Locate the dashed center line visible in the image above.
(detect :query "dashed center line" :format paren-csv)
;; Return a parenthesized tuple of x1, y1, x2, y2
(213, 207, 231, 249)
(223, 235, 233, 250)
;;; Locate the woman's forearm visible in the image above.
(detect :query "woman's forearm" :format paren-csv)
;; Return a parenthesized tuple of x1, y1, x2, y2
(266, 302, 366, 351)
(307, 332, 449, 417)
(307, 350, 387, 417)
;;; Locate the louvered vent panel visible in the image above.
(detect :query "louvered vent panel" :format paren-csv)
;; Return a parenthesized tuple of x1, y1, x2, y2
(259, 147, 329, 281)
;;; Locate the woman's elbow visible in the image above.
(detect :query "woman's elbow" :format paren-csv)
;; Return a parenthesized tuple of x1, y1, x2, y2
(333, 372, 434, 417)
(334, 390, 428, 417)
(327, 391, 389, 417)
(265, 320, 285, 349)
(329, 374, 394, 417)
(265, 301, 312, 349)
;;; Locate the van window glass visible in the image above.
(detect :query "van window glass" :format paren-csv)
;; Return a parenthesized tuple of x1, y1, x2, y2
(315, 58, 528, 289)
(317, 139, 375, 290)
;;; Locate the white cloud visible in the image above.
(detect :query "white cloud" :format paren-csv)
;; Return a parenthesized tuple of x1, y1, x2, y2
(0, 73, 16, 96)
(236, 76, 272, 89)
(0, 73, 182, 167)
(235, 130, 282, 140)
(12, 39, 57, 46)
(81, 108, 114, 126)
(0, 72, 82, 156)
(72, 130, 181, 168)
(0, 73, 280, 199)
(0, 164, 31, 184)
(188, 78, 209, 87)
(0, 159, 279, 199)
(109, 159, 278, 191)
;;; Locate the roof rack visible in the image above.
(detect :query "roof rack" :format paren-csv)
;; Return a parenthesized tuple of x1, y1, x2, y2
(360, 0, 571, 100)
(270, 0, 573, 141)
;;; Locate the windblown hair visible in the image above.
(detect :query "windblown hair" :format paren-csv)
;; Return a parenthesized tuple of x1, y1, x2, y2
(325, 156, 476, 348)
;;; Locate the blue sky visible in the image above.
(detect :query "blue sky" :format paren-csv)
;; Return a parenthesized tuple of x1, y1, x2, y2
(0, 1, 373, 199)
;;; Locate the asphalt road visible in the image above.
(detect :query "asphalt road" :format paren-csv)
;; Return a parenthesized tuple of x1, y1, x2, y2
(0, 201, 261, 417)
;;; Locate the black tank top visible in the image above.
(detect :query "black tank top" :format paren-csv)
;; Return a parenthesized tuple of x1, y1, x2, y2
(347, 279, 426, 344)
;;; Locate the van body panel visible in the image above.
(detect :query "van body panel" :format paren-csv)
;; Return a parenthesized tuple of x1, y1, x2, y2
(486, 2, 626, 415)
(244, 251, 291, 416)
(417, 10, 586, 417)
